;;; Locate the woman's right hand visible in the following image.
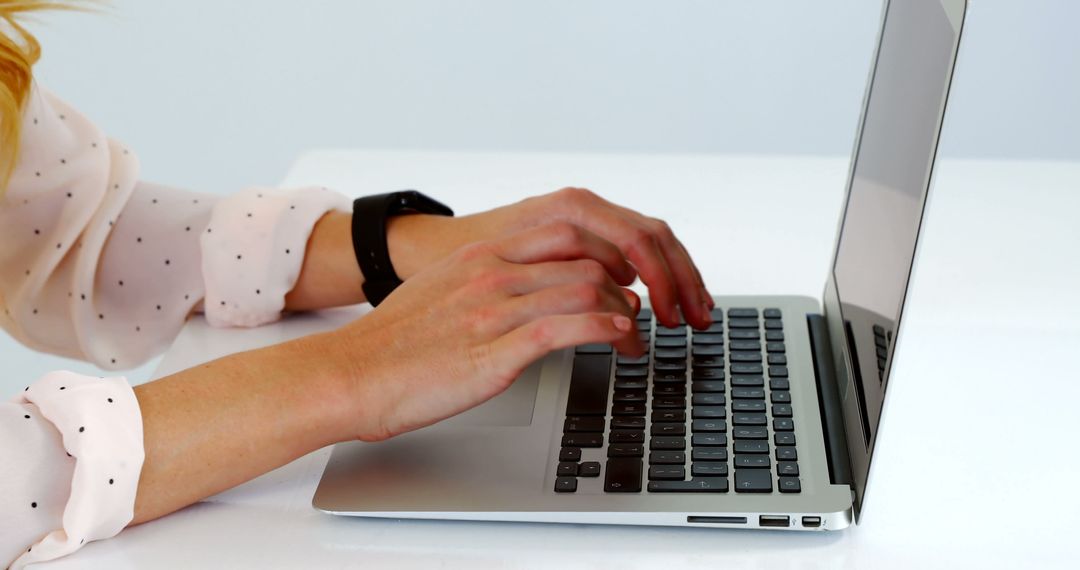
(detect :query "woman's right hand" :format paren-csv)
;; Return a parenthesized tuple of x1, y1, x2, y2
(306, 222, 646, 443)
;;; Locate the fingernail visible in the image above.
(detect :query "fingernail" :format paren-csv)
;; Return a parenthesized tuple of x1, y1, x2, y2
(613, 315, 633, 332)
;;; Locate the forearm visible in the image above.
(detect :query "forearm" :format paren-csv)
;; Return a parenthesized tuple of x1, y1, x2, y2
(130, 337, 351, 525)
(284, 210, 465, 311)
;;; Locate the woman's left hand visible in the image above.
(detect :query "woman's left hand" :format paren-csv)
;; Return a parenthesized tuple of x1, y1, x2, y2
(387, 187, 714, 329)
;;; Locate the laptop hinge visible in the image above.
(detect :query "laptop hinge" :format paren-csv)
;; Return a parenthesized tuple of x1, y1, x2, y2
(807, 313, 853, 488)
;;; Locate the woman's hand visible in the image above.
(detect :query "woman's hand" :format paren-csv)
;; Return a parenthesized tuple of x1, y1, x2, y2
(306, 222, 645, 442)
(387, 187, 713, 329)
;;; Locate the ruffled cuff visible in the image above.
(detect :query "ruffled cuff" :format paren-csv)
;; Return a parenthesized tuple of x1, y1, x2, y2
(10, 371, 144, 570)
(200, 186, 351, 328)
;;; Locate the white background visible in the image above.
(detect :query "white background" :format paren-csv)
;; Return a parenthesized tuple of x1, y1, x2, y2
(6, 0, 1079, 383)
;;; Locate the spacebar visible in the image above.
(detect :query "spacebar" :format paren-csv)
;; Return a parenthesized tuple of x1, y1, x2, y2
(565, 354, 612, 416)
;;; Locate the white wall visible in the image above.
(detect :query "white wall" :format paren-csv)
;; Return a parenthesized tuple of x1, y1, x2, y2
(6, 0, 1079, 384)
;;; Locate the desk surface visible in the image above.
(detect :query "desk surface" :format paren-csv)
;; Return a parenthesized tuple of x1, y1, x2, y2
(52, 151, 1080, 569)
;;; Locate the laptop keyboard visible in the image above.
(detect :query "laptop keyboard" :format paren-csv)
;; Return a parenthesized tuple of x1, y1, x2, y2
(554, 307, 801, 494)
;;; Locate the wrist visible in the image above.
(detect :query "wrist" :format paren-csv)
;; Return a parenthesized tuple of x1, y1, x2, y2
(386, 213, 461, 279)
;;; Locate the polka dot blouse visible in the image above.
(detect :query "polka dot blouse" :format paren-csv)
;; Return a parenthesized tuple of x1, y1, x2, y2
(0, 84, 350, 568)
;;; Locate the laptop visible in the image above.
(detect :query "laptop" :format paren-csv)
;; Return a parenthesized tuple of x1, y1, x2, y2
(313, 0, 967, 530)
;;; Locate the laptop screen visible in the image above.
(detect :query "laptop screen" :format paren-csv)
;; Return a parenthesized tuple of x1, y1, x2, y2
(830, 0, 963, 456)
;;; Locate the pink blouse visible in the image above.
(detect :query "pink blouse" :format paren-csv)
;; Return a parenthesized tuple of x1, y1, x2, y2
(0, 84, 350, 569)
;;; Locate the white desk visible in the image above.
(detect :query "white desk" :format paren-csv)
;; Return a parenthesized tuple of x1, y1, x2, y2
(51, 151, 1080, 569)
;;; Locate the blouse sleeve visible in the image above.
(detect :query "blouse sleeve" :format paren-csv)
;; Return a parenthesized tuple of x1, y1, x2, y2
(1, 371, 143, 570)
(0, 83, 351, 370)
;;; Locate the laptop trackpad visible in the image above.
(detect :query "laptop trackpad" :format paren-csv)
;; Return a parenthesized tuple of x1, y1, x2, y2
(438, 361, 541, 427)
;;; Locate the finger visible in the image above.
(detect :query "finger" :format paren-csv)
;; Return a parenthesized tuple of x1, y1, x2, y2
(487, 313, 638, 379)
(501, 259, 630, 296)
(599, 203, 713, 328)
(493, 283, 642, 356)
(491, 222, 637, 286)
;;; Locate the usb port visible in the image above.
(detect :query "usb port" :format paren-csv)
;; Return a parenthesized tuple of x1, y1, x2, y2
(802, 516, 822, 528)
(759, 515, 790, 527)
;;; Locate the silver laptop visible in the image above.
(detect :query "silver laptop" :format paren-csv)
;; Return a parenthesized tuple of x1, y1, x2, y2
(313, 0, 967, 530)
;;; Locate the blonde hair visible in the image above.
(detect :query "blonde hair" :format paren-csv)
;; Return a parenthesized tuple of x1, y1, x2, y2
(1, 1, 88, 197)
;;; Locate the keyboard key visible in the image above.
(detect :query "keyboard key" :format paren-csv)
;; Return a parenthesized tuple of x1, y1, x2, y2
(709, 308, 725, 321)
(698, 322, 726, 334)
(655, 337, 687, 348)
(650, 451, 686, 464)
(730, 351, 762, 362)
(769, 378, 790, 390)
(734, 455, 771, 469)
(652, 410, 686, 422)
(611, 417, 646, 429)
(731, 376, 764, 387)
(655, 348, 688, 361)
(729, 329, 761, 340)
(764, 319, 783, 330)
(612, 390, 646, 403)
(604, 458, 643, 492)
(637, 308, 653, 321)
(728, 318, 760, 329)
(654, 375, 687, 387)
(772, 404, 793, 417)
(615, 366, 648, 378)
(692, 356, 726, 368)
(691, 463, 729, 476)
(691, 334, 725, 345)
(614, 379, 648, 390)
(733, 413, 768, 426)
(656, 325, 687, 337)
(735, 469, 772, 493)
(776, 447, 798, 461)
(564, 416, 605, 433)
(562, 434, 603, 447)
(637, 320, 652, 332)
(654, 361, 687, 373)
(771, 391, 792, 404)
(732, 426, 768, 440)
(769, 366, 789, 377)
(774, 418, 795, 431)
(778, 477, 801, 493)
(651, 423, 686, 436)
(766, 342, 786, 353)
(775, 432, 797, 445)
(618, 354, 650, 366)
(732, 400, 766, 412)
(566, 355, 612, 416)
(777, 461, 799, 476)
(692, 393, 726, 406)
(691, 419, 725, 432)
(648, 477, 729, 493)
(554, 476, 578, 493)
(639, 332, 651, 344)
(560, 447, 582, 462)
(732, 388, 765, 399)
(692, 345, 725, 358)
(650, 436, 686, 450)
(575, 343, 612, 354)
(652, 397, 687, 409)
(611, 430, 645, 444)
(649, 465, 685, 481)
(691, 434, 728, 447)
(734, 440, 770, 454)
(765, 330, 784, 341)
(730, 340, 762, 351)
(692, 369, 725, 381)
(653, 384, 686, 396)
(728, 308, 759, 318)
(691, 380, 725, 393)
(557, 462, 579, 476)
(608, 443, 645, 457)
(692, 406, 726, 419)
(611, 403, 647, 416)
(768, 354, 788, 365)
(692, 448, 728, 461)
(763, 308, 782, 319)
(731, 363, 764, 375)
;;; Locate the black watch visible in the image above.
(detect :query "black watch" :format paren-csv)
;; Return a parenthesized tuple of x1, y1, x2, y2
(351, 191, 454, 306)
